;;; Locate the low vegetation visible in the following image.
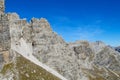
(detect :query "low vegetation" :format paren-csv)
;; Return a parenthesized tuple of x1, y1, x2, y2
(0, 54, 60, 80)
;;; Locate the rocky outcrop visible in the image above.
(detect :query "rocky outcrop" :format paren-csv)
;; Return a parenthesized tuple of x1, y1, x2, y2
(0, 0, 4, 14)
(0, 51, 61, 80)
(70, 41, 120, 80)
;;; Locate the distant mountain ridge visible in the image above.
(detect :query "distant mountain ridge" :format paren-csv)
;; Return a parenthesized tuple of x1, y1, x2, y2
(115, 46, 120, 52)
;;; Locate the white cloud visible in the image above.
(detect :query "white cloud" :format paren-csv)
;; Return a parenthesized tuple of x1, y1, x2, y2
(75, 25, 103, 40)
(50, 16, 104, 42)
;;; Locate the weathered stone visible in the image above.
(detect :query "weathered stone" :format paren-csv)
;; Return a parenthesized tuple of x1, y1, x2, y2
(0, 0, 4, 15)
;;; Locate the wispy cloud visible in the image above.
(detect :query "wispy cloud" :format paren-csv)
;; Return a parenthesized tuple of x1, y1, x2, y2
(50, 16, 104, 42)
(74, 25, 103, 40)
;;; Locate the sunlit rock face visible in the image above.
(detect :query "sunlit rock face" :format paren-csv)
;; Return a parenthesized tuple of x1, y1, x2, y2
(70, 41, 120, 80)
(0, 0, 4, 14)
(0, 0, 120, 80)
(0, 12, 61, 80)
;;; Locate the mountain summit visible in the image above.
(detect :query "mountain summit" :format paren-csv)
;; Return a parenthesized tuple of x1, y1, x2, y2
(0, 0, 120, 80)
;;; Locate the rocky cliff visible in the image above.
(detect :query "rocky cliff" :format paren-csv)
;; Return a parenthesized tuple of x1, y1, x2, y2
(0, 0, 120, 80)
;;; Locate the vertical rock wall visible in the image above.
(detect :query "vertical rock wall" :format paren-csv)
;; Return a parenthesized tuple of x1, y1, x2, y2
(0, 0, 4, 14)
(0, 13, 10, 69)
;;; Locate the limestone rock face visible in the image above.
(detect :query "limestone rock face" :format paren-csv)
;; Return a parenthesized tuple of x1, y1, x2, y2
(0, 0, 120, 80)
(0, 12, 62, 80)
(0, 0, 4, 14)
(70, 41, 120, 80)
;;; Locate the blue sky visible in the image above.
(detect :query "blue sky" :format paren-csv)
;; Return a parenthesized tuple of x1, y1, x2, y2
(5, 0, 120, 46)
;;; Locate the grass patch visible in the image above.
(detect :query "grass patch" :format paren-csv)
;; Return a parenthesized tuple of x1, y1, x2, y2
(16, 55, 60, 80)
(0, 62, 14, 75)
(82, 65, 120, 80)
